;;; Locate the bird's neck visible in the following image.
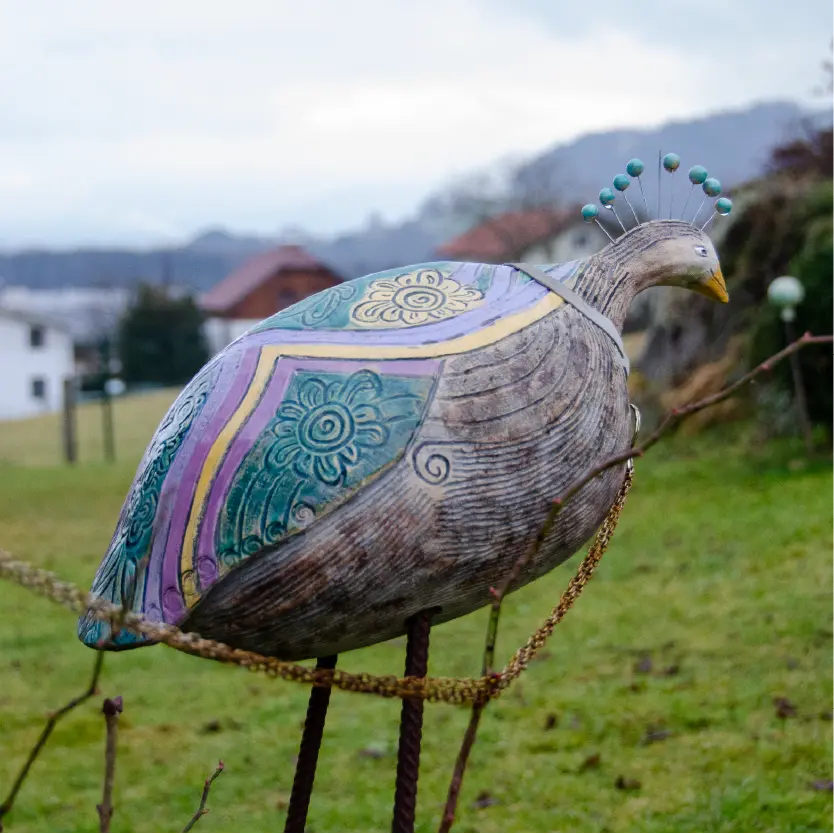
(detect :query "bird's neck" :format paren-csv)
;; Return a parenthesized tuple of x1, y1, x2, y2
(571, 254, 656, 332)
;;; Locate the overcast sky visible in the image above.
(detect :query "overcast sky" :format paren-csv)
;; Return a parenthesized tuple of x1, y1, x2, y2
(0, 1, 830, 248)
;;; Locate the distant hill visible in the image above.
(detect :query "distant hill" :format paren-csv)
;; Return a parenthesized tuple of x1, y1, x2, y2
(511, 100, 828, 202)
(0, 100, 827, 292)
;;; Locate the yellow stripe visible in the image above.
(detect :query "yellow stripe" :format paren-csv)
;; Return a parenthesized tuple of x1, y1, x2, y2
(180, 350, 276, 604)
(260, 291, 563, 361)
(178, 290, 563, 606)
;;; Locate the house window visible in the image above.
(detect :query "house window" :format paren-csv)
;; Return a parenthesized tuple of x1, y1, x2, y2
(29, 325, 45, 348)
(31, 378, 46, 400)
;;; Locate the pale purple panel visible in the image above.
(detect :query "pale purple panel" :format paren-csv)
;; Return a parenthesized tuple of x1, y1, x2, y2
(147, 346, 258, 622)
(191, 356, 441, 602)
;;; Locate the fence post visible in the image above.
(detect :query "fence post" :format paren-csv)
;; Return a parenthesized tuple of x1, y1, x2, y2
(62, 377, 77, 465)
(101, 390, 115, 463)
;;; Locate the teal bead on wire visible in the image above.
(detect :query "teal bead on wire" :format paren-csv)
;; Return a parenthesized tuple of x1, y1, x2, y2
(613, 174, 630, 191)
(599, 187, 616, 206)
(626, 158, 650, 219)
(662, 153, 681, 173)
(703, 177, 722, 197)
(581, 203, 599, 221)
(688, 165, 708, 184)
(626, 158, 645, 177)
(716, 197, 732, 215)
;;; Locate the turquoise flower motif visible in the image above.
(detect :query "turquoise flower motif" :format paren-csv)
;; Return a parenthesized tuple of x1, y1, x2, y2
(267, 370, 390, 486)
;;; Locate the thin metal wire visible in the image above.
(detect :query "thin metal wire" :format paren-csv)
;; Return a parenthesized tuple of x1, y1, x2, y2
(680, 184, 695, 222)
(700, 212, 717, 231)
(595, 219, 615, 243)
(622, 192, 640, 226)
(638, 177, 650, 219)
(607, 206, 627, 234)
(657, 150, 662, 220)
(692, 193, 708, 224)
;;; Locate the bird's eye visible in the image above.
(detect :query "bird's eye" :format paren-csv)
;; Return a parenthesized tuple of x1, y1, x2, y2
(694, 245, 708, 258)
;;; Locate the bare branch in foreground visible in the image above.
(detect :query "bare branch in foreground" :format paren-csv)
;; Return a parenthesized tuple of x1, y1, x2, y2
(0, 651, 104, 831)
(183, 761, 225, 832)
(438, 703, 486, 833)
(490, 332, 832, 617)
(96, 696, 123, 832)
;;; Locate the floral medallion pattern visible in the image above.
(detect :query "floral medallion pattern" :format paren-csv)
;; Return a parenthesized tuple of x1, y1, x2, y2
(268, 372, 390, 487)
(216, 368, 433, 573)
(350, 268, 484, 328)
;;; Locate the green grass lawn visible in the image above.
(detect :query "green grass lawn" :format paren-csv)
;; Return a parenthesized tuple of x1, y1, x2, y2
(0, 392, 831, 833)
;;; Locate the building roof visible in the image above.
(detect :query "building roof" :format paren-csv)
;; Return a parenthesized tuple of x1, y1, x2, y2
(0, 306, 74, 335)
(201, 245, 341, 314)
(436, 207, 579, 261)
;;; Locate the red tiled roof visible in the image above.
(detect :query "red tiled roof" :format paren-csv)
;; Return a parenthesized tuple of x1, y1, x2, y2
(202, 245, 340, 313)
(436, 207, 578, 261)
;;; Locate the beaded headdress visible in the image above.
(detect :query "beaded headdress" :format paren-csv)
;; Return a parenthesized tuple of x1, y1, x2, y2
(580, 152, 733, 242)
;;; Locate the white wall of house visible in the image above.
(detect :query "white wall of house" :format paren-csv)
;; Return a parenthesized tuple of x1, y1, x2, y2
(203, 317, 262, 356)
(0, 285, 130, 344)
(0, 312, 75, 420)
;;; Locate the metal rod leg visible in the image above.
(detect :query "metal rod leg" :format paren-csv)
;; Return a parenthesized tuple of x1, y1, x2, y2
(284, 655, 338, 833)
(391, 610, 434, 833)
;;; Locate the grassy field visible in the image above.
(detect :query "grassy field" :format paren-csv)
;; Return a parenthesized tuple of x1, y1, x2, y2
(0, 391, 831, 833)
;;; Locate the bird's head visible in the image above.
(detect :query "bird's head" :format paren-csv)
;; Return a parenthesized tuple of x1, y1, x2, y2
(604, 219, 729, 304)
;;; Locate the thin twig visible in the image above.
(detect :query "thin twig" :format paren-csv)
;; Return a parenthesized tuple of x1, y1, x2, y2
(0, 651, 104, 831)
(489, 332, 832, 634)
(183, 761, 225, 832)
(96, 697, 123, 832)
(437, 702, 486, 833)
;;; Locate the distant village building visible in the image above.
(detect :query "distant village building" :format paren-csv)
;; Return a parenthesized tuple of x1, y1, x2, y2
(0, 308, 74, 420)
(435, 207, 603, 264)
(201, 245, 343, 355)
(0, 285, 131, 345)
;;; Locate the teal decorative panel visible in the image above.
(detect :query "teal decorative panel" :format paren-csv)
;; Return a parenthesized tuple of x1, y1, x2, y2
(215, 368, 434, 574)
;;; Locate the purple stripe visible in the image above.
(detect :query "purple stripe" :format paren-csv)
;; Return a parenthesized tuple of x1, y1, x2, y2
(150, 347, 259, 623)
(194, 356, 441, 592)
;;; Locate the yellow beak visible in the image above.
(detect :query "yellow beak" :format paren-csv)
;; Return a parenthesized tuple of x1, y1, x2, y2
(693, 268, 729, 303)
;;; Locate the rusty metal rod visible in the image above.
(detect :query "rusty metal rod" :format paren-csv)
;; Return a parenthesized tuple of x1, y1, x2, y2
(284, 654, 338, 833)
(391, 610, 434, 832)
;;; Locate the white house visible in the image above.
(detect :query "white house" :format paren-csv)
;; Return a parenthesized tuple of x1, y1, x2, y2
(0, 285, 130, 344)
(0, 308, 75, 420)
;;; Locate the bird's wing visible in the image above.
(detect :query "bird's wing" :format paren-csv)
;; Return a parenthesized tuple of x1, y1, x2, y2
(78, 259, 581, 648)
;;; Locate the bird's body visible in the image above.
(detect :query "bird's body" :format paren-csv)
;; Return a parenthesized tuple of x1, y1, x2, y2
(79, 220, 727, 660)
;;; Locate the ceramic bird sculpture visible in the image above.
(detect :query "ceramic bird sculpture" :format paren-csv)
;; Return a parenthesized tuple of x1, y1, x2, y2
(79, 157, 732, 662)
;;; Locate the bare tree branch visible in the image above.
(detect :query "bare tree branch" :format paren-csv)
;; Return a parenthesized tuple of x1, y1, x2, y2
(183, 761, 225, 832)
(490, 332, 832, 619)
(438, 703, 486, 833)
(97, 697, 123, 832)
(0, 651, 104, 831)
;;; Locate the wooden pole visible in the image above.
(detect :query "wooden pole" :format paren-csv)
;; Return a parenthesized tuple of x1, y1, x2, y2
(101, 390, 115, 463)
(61, 377, 77, 465)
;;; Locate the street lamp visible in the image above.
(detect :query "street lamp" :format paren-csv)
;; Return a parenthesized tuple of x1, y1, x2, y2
(767, 275, 813, 454)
